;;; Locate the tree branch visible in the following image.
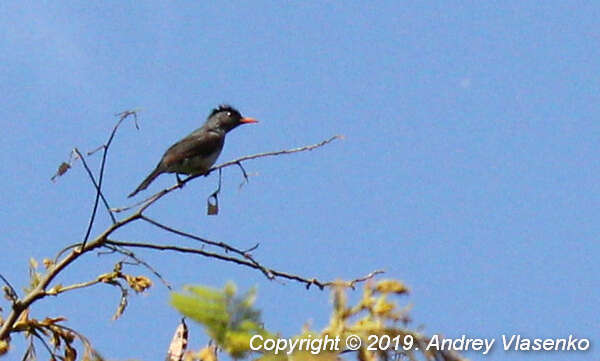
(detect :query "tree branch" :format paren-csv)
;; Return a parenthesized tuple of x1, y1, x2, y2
(140, 215, 273, 279)
(81, 110, 138, 248)
(0, 273, 18, 302)
(101, 244, 172, 290)
(0, 211, 141, 341)
(73, 148, 116, 225)
(112, 135, 344, 213)
(2, 129, 347, 346)
(105, 239, 382, 290)
(209, 135, 344, 173)
(45, 278, 103, 295)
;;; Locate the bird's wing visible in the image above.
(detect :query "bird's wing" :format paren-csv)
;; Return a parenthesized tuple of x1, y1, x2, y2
(161, 129, 224, 167)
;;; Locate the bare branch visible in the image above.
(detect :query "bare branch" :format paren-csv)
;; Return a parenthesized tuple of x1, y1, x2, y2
(31, 331, 57, 360)
(209, 135, 344, 173)
(102, 244, 172, 290)
(105, 239, 381, 290)
(111, 135, 343, 213)
(0, 273, 18, 302)
(345, 269, 386, 289)
(81, 110, 139, 248)
(107, 279, 129, 320)
(0, 211, 141, 341)
(236, 161, 249, 186)
(2, 133, 348, 346)
(141, 215, 274, 279)
(53, 242, 83, 263)
(141, 215, 252, 256)
(73, 148, 116, 225)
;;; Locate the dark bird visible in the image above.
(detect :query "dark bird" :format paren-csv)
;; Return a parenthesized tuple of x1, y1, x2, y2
(128, 105, 258, 198)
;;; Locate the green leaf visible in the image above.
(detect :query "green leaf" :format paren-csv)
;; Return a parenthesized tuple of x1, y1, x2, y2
(170, 282, 269, 359)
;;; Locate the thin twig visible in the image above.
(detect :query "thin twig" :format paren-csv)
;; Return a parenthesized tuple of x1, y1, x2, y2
(74, 148, 116, 225)
(346, 270, 386, 289)
(243, 243, 260, 253)
(54, 243, 83, 263)
(112, 135, 343, 213)
(142, 216, 245, 255)
(31, 331, 56, 358)
(105, 239, 380, 290)
(0, 211, 141, 341)
(23, 333, 36, 360)
(0, 134, 347, 344)
(81, 111, 138, 248)
(102, 244, 172, 290)
(0, 273, 18, 301)
(236, 161, 249, 189)
(45, 279, 102, 295)
(209, 135, 344, 174)
(141, 216, 273, 279)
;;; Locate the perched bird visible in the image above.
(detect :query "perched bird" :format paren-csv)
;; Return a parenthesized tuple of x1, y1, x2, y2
(128, 105, 258, 198)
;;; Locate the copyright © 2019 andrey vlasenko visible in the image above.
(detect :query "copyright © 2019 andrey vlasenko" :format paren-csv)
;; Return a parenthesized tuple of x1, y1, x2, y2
(249, 333, 591, 356)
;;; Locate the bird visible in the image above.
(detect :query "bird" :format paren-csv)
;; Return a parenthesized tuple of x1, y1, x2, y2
(128, 104, 258, 198)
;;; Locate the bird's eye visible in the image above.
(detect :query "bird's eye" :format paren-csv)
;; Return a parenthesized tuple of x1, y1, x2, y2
(226, 112, 232, 117)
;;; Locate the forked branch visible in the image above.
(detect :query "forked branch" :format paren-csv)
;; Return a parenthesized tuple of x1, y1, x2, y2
(0, 110, 362, 350)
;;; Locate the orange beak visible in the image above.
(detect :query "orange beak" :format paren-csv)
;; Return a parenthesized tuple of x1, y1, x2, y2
(240, 117, 258, 124)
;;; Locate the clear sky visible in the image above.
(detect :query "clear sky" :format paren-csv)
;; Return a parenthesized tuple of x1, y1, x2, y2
(1, 2, 598, 361)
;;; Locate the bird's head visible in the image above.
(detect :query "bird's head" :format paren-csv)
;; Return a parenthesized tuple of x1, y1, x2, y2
(206, 104, 258, 132)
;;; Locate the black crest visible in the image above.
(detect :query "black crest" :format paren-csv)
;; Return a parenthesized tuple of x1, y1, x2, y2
(209, 104, 240, 118)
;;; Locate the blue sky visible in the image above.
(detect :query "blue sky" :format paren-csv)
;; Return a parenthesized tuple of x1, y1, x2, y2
(1, 2, 598, 361)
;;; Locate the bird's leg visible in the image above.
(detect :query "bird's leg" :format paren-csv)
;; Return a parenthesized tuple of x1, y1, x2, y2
(176, 173, 184, 188)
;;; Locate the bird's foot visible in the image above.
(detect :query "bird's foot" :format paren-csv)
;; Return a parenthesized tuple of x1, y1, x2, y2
(176, 174, 185, 188)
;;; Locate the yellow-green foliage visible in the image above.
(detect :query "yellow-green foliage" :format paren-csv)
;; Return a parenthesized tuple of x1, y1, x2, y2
(171, 280, 464, 361)
(170, 282, 269, 358)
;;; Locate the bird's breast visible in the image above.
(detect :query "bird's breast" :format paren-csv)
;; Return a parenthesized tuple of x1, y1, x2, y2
(166, 148, 223, 175)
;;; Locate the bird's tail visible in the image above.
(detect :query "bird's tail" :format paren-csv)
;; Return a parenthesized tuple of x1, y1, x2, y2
(128, 167, 162, 198)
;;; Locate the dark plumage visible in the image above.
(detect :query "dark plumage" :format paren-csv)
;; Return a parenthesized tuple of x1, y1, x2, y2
(128, 105, 258, 198)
